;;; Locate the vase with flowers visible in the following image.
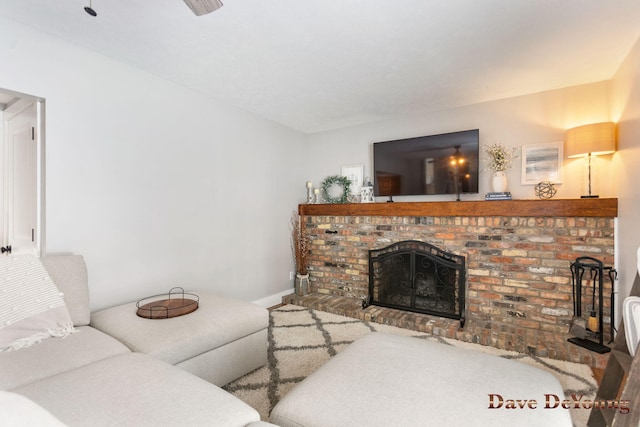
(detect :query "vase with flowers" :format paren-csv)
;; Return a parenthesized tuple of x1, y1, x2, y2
(290, 211, 311, 296)
(483, 143, 518, 193)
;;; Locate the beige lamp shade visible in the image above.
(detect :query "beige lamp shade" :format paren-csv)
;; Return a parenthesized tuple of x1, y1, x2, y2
(565, 122, 616, 158)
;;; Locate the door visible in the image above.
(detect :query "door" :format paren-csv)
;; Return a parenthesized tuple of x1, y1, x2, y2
(3, 99, 39, 255)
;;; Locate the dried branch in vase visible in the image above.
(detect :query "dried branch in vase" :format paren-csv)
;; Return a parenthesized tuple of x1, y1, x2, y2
(290, 211, 310, 275)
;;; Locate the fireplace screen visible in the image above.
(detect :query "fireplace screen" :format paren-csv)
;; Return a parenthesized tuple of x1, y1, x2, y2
(366, 241, 466, 327)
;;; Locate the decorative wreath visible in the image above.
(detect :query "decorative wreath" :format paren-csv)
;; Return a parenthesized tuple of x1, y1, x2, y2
(321, 175, 351, 204)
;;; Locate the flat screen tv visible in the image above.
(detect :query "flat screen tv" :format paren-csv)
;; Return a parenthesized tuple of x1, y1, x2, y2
(373, 129, 479, 198)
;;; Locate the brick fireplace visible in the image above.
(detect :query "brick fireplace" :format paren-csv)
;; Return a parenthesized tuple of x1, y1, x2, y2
(285, 198, 617, 368)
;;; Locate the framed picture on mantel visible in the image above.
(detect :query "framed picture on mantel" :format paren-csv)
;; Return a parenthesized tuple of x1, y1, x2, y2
(341, 164, 364, 195)
(521, 142, 563, 185)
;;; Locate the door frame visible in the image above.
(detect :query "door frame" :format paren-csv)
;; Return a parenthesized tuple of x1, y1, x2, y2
(1, 88, 45, 256)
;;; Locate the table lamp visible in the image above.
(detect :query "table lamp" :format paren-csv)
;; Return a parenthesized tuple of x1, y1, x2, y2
(565, 122, 616, 198)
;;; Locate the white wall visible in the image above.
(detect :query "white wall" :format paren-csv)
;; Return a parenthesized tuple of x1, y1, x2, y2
(305, 82, 613, 201)
(304, 47, 640, 322)
(0, 17, 307, 310)
(3, 14, 637, 313)
(610, 37, 640, 303)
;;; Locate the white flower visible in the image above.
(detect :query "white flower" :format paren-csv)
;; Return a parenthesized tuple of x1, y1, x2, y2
(483, 143, 518, 172)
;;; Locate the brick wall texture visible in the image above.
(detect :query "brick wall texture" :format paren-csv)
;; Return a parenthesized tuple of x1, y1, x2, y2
(304, 214, 616, 362)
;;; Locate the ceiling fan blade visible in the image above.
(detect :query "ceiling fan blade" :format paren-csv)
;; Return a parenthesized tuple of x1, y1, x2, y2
(183, 0, 223, 16)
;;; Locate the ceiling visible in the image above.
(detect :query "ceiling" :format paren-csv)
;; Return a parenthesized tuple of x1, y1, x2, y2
(1, 0, 639, 133)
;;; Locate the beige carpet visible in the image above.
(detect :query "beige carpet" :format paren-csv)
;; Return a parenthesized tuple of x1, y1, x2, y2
(224, 305, 597, 426)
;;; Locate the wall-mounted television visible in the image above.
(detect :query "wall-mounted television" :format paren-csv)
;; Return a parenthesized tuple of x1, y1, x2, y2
(373, 129, 479, 198)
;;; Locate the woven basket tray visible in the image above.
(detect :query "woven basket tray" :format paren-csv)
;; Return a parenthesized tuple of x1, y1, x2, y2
(136, 287, 199, 319)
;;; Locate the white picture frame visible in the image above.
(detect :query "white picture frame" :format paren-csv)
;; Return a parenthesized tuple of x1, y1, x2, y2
(521, 142, 563, 185)
(341, 164, 364, 195)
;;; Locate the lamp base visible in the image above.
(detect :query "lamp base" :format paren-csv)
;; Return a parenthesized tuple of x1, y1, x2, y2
(581, 195, 599, 199)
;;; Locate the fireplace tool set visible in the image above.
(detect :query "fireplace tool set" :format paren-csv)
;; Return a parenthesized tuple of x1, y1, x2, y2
(568, 256, 617, 354)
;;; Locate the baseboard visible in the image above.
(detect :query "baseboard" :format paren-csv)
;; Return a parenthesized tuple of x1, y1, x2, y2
(252, 289, 293, 308)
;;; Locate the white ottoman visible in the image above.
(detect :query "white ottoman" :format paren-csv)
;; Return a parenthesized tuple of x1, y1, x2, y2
(270, 333, 572, 427)
(91, 291, 268, 386)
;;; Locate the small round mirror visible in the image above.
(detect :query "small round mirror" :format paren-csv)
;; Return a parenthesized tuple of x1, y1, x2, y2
(327, 183, 344, 199)
(321, 176, 351, 204)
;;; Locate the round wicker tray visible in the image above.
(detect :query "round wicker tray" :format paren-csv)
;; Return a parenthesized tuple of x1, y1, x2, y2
(136, 287, 199, 319)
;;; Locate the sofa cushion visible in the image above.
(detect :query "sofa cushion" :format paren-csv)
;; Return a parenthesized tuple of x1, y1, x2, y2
(0, 255, 75, 352)
(0, 390, 67, 426)
(90, 291, 268, 365)
(42, 255, 91, 326)
(14, 352, 261, 427)
(0, 326, 129, 390)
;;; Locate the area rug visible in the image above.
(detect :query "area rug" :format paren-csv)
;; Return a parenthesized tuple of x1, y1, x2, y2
(223, 305, 597, 426)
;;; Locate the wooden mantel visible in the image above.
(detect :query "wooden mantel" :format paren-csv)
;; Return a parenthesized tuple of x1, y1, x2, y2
(299, 198, 617, 218)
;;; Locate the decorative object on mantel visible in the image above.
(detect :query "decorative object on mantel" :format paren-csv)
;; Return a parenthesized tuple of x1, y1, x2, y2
(485, 191, 512, 201)
(341, 164, 364, 201)
(305, 181, 314, 204)
(521, 142, 563, 185)
(321, 175, 351, 204)
(313, 188, 321, 204)
(136, 287, 199, 319)
(491, 171, 508, 193)
(565, 122, 616, 198)
(290, 211, 310, 296)
(482, 143, 518, 193)
(534, 181, 557, 199)
(360, 177, 374, 203)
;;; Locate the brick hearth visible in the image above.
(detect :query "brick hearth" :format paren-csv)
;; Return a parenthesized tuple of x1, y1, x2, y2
(287, 199, 618, 369)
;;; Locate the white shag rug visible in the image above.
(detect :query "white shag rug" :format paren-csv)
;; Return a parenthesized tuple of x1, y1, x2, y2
(224, 305, 597, 426)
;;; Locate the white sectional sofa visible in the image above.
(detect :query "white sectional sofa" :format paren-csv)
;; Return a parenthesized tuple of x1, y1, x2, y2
(0, 254, 274, 427)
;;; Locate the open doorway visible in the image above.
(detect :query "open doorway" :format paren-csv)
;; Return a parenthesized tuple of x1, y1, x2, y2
(0, 88, 45, 256)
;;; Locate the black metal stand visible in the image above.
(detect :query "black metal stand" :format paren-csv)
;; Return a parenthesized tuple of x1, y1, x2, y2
(568, 256, 616, 354)
(567, 337, 610, 354)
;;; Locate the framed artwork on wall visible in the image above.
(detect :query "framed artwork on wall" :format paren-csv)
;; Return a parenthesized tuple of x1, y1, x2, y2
(521, 142, 563, 185)
(341, 164, 364, 195)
